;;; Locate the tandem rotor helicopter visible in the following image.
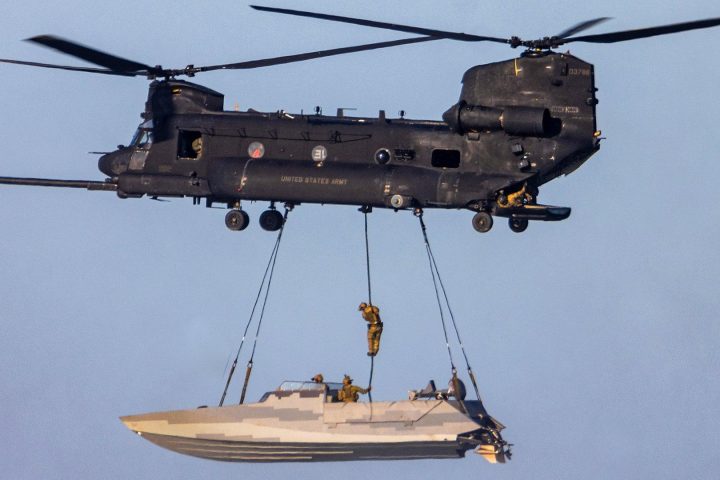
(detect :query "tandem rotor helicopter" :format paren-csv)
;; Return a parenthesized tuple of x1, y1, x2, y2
(1, 6, 719, 233)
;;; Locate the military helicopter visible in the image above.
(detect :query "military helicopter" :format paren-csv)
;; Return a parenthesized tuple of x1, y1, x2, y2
(1, 7, 719, 233)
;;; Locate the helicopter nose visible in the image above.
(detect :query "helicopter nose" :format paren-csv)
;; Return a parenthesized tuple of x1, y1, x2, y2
(98, 150, 130, 177)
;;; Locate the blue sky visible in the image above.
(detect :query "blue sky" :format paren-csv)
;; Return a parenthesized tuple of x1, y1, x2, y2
(1, 1, 719, 479)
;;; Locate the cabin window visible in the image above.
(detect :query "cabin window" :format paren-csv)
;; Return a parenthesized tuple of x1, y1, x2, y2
(431, 149, 461, 168)
(178, 130, 203, 159)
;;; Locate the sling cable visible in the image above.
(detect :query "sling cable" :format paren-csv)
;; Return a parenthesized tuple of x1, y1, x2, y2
(414, 208, 508, 454)
(414, 208, 495, 414)
(219, 205, 293, 406)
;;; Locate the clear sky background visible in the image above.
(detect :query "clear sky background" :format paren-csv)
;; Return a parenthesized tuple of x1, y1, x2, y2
(1, 1, 719, 479)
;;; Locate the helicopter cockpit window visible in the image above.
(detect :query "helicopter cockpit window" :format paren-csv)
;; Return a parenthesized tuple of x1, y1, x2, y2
(130, 120, 154, 148)
(131, 130, 153, 147)
(178, 130, 203, 159)
(431, 149, 461, 168)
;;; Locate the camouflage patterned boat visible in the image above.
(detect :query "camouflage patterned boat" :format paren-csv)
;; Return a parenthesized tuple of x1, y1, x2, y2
(121, 380, 508, 463)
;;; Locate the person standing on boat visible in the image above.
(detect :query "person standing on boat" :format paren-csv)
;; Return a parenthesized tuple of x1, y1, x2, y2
(338, 375, 370, 402)
(358, 302, 383, 356)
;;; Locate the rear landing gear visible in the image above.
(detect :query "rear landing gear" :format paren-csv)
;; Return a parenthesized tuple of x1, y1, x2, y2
(509, 217, 528, 233)
(472, 211, 493, 233)
(225, 209, 249, 231)
(259, 208, 284, 231)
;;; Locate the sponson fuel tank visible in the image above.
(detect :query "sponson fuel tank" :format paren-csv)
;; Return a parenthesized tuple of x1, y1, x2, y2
(121, 380, 507, 463)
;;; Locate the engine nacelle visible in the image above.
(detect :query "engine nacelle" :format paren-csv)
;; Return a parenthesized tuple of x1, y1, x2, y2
(443, 101, 554, 137)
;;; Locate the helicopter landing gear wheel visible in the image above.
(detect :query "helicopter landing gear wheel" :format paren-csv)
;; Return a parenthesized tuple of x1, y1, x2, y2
(225, 209, 249, 231)
(472, 211, 493, 233)
(259, 209, 284, 231)
(509, 217, 528, 233)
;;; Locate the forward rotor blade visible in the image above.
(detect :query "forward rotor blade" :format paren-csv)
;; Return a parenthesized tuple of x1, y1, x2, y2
(197, 36, 440, 73)
(556, 17, 611, 39)
(565, 17, 720, 44)
(27, 35, 155, 73)
(251, 5, 508, 44)
(0, 58, 140, 76)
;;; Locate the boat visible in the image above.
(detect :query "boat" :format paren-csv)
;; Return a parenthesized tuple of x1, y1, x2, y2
(120, 380, 508, 463)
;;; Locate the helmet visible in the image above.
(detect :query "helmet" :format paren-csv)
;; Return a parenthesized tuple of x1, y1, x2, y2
(358, 302, 367, 310)
(343, 374, 353, 384)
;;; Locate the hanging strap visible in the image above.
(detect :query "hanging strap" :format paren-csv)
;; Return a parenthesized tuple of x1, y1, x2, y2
(415, 209, 485, 406)
(219, 206, 292, 406)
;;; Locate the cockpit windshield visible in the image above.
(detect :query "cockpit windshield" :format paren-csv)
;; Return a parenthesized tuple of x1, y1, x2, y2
(277, 381, 342, 392)
(130, 120, 154, 147)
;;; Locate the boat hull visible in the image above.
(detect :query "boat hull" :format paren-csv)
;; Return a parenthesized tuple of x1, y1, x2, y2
(121, 389, 504, 463)
(138, 433, 468, 462)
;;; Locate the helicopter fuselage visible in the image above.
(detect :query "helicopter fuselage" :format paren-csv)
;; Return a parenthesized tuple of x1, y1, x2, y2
(6, 51, 601, 232)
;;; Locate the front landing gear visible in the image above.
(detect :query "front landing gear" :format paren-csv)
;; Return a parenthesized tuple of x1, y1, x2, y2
(472, 211, 493, 233)
(225, 209, 249, 231)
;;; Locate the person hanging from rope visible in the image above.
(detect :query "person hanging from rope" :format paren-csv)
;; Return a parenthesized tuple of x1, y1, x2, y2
(337, 374, 371, 403)
(358, 302, 383, 356)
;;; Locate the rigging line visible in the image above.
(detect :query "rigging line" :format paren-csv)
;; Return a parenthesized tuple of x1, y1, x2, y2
(417, 211, 456, 370)
(248, 208, 289, 360)
(219, 230, 281, 406)
(218, 208, 287, 406)
(427, 244, 483, 402)
(240, 207, 292, 404)
(417, 214, 474, 415)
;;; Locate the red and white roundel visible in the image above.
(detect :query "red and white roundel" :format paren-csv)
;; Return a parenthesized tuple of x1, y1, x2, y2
(248, 141, 265, 159)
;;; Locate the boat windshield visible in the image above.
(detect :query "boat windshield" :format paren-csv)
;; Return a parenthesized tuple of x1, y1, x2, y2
(277, 381, 342, 392)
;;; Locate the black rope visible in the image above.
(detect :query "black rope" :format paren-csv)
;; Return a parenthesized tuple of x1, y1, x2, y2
(368, 356, 374, 403)
(362, 206, 375, 403)
(219, 206, 291, 406)
(362, 207, 373, 306)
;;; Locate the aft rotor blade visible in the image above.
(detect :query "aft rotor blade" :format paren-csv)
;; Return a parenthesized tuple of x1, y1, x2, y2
(251, 5, 509, 44)
(197, 36, 441, 72)
(565, 17, 720, 44)
(27, 35, 155, 74)
(0, 58, 140, 76)
(556, 17, 611, 39)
